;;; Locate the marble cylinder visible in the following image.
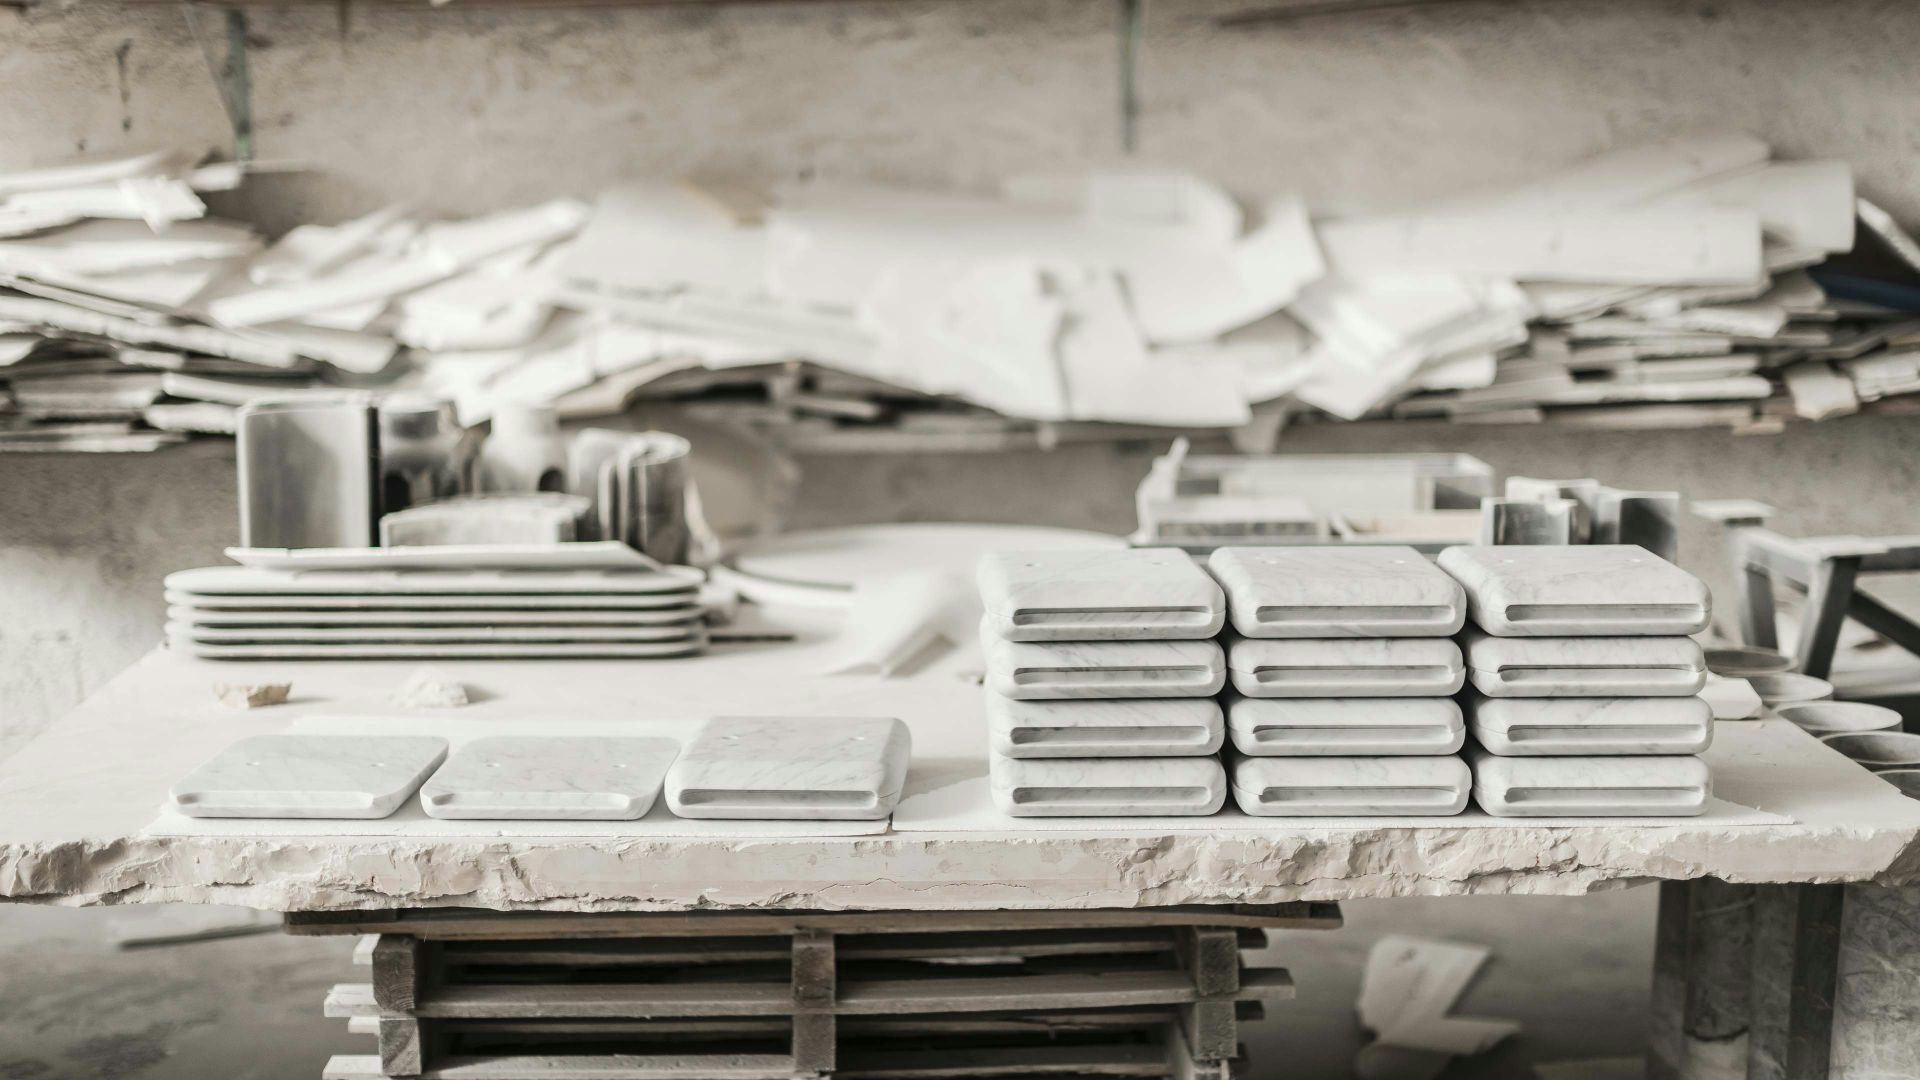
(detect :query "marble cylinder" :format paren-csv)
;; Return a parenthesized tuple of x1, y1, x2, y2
(1682, 879, 1755, 1080)
(1832, 884, 1920, 1079)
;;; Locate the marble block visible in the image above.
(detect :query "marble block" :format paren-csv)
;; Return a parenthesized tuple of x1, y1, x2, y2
(1467, 746, 1711, 817)
(1226, 696, 1465, 756)
(665, 716, 910, 820)
(1227, 637, 1464, 698)
(990, 754, 1227, 817)
(977, 549, 1225, 641)
(171, 735, 448, 819)
(982, 635, 1227, 700)
(1207, 545, 1466, 638)
(419, 736, 679, 820)
(1229, 753, 1471, 816)
(1436, 545, 1711, 637)
(988, 696, 1224, 758)
(1463, 693, 1713, 756)
(1461, 631, 1706, 697)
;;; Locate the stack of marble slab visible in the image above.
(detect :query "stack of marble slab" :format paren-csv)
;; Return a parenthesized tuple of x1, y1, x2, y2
(1210, 546, 1473, 817)
(1437, 545, 1715, 817)
(978, 550, 1229, 817)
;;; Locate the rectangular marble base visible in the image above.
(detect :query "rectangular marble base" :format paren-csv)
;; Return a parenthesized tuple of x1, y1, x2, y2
(1462, 631, 1706, 698)
(1227, 637, 1464, 698)
(665, 716, 911, 820)
(1436, 545, 1712, 637)
(1227, 697, 1465, 756)
(1467, 746, 1711, 817)
(988, 696, 1224, 758)
(1229, 753, 1470, 816)
(983, 635, 1227, 700)
(1207, 545, 1466, 638)
(977, 549, 1225, 641)
(170, 735, 449, 819)
(990, 754, 1227, 817)
(419, 736, 680, 820)
(1464, 694, 1713, 756)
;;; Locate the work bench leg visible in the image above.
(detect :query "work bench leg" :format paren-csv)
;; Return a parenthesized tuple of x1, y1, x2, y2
(1830, 884, 1920, 1079)
(1648, 879, 1756, 1080)
(1748, 884, 1843, 1080)
(791, 928, 836, 1076)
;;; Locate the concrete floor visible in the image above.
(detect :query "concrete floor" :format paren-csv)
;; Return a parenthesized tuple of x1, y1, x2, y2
(0, 889, 1652, 1079)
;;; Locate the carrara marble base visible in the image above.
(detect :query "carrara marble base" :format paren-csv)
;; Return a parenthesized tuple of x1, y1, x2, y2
(988, 696, 1224, 758)
(1227, 637, 1464, 697)
(171, 734, 448, 819)
(1462, 631, 1706, 698)
(983, 635, 1227, 700)
(1207, 545, 1465, 638)
(1226, 697, 1465, 756)
(1229, 753, 1470, 816)
(665, 716, 911, 820)
(1464, 693, 1713, 756)
(991, 754, 1227, 817)
(1436, 545, 1712, 637)
(419, 736, 680, 820)
(976, 549, 1224, 641)
(1467, 746, 1711, 817)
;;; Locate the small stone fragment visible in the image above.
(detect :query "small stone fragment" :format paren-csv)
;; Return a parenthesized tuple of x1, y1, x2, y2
(390, 667, 470, 708)
(214, 682, 291, 709)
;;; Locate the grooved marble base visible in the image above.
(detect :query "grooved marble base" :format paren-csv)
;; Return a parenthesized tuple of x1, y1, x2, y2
(1226, 696, 1465, 756)
(1207, 545, 1465, 638)
(987, 696, 1224, 759)
(171, 735, 449, 819)
(982, 635, 1227, 700)
(665, 717, 911, 820)
(1437, 544, 1712, 637)
(990, 755, 1227, 817)
(419, 737, 680, 820)
(1464, 693, 1714, 756)
(1467, 746, 1711, 817)
(1227, 637, 1464, 698)
(1229, 753, 1470, 816)
(976, 549, 1225, 641)
(1462, 631, 1707, 698)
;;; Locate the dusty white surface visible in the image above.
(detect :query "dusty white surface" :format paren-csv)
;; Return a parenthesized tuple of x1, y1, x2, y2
(3, 605, 1920, 913)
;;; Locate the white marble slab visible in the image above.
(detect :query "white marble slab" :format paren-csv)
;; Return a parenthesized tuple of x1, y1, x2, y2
(169, 604, 706, 627)
(982, 635, 1227, 700)
(1227, 696, 1465, 756)
(977, 549, 1225, 641)
(1229, 753, 1471, 816)
(419, 736, 679, 820)
(1461, 631, 1706, 697)
(167, 589, 701, 612)
(166, 565, 704, 597)
(1463, 693, 1713, 756)
(665, 716, 911, 820)
(167, 633, 709, 661)
(170, 734, 448, 819)
(1436, 545, 1711, 637)
(990, 755, 1227, 817)
(1467, 746, 1712, 817)
(988, 696, 1223, 759)
(169, 622, 704, 644)
(1207, 545, 1465, 638)
(1226, 637, 1464, 698)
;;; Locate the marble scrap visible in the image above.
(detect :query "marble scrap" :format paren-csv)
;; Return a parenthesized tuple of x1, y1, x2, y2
(987, 696, 1223, 759)
(170, 734, 448, 819)
(419, 736, 677, 820)
(1436, 545, 1711, 637)
(982, 635, 1227, 700)
(213, 681, 290, 709)
(1230, 753, 1471, 816)
(1227, 637, 1464, 698)
(990, 754, 1227, 817)
(390, 667, 470, 707)
(1463, 693, 1713, 756)
(1466, 746, 1710, 817)
(1227, 696, 1465, 756)
(1207, 545, 1465, 638)
(665, 716, 910, 820)
(976, 548, 1225, 641)
(1461, 631, 1706, 697)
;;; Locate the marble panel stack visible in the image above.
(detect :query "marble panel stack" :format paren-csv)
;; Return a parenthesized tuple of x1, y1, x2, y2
(1209, 547, 1472, 817)
(978, 550, 1229, 817)
(1437, 545, 1715, 817)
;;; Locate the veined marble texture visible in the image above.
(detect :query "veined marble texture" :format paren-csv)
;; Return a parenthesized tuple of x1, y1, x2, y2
(1436, 545, 1711, 637)
(1229, 753, 1471, 816)
(1226, 636, 1464, 698)
(982, 634, 1227, 700)
(665, 716, 910, 820)
(1226, 696, 1464, 756)
(171, 735, 448, 819)
(1463, 693, 1713, 756)
(990, 754, 1227, 817)
(988, 696, 1224, 758)
(977, 549, 1225, 641)
(419, 737, 680, 820)
(1462, 631, 1706, 697)
(166, 565, 704, 597)
(1467, 746, 1711, 817)
(1207, 545, 1465, 638)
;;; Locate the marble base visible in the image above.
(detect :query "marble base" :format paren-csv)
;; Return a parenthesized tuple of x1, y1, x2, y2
(665, 716, 911, 820)
(977, 549, 1225, 641)
(1464, 693, 1714, 756)
(1207, 545, 1465, 638)
(1437, 545, 1711, 637)
(171, 735, 448, 819)
(983, 635, 1227, 700)
(419, 736, 679, 820)
(1227, 637, 1464, 698)
(988, 696, 1223, 759)
(990, 754, 1227, 817)
(1467, 746, 1711, 817)
(1462, 631, 1707, 698)
(1226, 696, 1465, 756)
(1229, 753, 1470, 816)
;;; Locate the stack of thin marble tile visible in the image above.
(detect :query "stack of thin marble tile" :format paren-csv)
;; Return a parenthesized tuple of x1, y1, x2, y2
(1437, 545, 1715, 817)
(1210, 546, 1473, 817)
(978, 549, 1228, 817)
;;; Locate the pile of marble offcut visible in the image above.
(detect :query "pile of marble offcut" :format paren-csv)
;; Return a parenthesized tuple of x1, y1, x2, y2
(978, 549, 1228, 817)
(1211, 546, 1472, 817)
(1437, 545, 1715, 817)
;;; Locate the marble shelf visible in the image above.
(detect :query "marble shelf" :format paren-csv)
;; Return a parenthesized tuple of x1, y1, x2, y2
(987, 696, 1224, 759)
(1226, 696, 1465, 756)
(990, 754, 1227, 817)
(1436, 545, 1711, 637)
(1464, 694, 1713, 756)
(976, 549, 1225, 641)
(665, 716, 911, 820)
(1226, 637, 1464, 698)
(1229, 753, 1471, 817)
(170, 734, 448, 819)
(419, 736, 679, 820)
(982, 636, 1227, 700)
(1462, 631, 1706, 698)
(1207, 545, 1465, 638)
(1467, 746, 1712, 818)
